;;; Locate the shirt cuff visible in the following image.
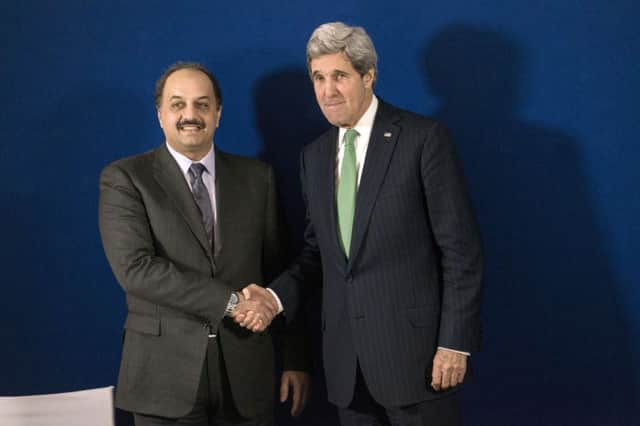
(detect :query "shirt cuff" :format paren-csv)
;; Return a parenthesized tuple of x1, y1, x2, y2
(438, 346, 470, 356)
(266, 288, 284, 314)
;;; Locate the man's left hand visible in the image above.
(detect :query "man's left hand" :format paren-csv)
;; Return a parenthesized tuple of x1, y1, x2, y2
(430, 348, 467, 391)
(280, 370, 311, 417)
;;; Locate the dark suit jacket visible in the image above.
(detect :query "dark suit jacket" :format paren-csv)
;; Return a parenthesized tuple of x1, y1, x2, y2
(271, 101, 483, 408)
(99, 145, 306, 418)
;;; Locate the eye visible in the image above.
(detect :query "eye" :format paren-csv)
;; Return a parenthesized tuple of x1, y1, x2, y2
(196, 102, 210, 110)
(170, 101, 185, 110)
(313, 74, 325, 82)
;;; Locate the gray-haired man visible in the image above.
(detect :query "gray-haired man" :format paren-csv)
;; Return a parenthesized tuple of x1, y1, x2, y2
(237, 22, 483, 426)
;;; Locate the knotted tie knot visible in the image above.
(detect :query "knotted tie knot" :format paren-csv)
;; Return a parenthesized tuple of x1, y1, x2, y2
(188, 162, 207, 186)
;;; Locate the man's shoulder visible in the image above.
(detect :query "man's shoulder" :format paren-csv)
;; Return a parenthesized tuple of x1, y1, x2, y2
(99, 147, 165, 188)
(303, 127, 336, 155)
(216, 149, 271, 173)
(102, 146, 160, 173)
(215, 149, 276, 186)
(380, 101, 440, 130)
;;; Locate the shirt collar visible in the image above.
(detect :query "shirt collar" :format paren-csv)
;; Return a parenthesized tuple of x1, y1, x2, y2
(165, 142, 216, 179)
(338, 95, 379, 143)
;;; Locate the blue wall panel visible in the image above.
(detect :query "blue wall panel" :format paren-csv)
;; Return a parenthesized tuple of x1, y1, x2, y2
(1, 1, 638, 424)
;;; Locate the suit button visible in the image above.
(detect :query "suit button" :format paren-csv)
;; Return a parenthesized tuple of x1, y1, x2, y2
(346, 274, 353, 283)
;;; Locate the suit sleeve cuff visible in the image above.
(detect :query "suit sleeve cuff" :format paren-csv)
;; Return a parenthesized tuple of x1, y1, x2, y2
(438, 346, 470, 356)
(266, 288, 284, 314)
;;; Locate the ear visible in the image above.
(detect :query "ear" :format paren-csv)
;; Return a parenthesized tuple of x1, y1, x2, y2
(215, 106, 223, 128)
(157, 108, 164, 129)
(363, 69, 376, 89)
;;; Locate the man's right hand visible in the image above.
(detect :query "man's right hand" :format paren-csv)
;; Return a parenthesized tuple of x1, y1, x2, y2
(232, 284, 279, 332)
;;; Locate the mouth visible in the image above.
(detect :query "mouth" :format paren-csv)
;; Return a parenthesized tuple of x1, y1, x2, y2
(324, 101, 345, 109)
(177, 121, 205, 131)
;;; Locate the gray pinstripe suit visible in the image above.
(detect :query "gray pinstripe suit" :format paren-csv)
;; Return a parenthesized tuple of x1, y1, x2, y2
(271, 100, 483, 408)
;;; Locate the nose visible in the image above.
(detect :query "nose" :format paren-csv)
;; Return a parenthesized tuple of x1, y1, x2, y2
(183, 103, 198, 119)
(324, 79, 339, 97)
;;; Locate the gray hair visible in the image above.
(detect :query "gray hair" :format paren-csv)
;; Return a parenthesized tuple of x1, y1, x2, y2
(306, 22, 377, 79)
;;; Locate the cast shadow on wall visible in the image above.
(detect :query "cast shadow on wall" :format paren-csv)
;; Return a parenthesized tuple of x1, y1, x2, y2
(254, 68, 329, 251)
(254, 69, 335, 426)
(422, 24, 636, 425)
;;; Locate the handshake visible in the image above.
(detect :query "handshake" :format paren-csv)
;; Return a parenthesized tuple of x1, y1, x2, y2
(230, 284, 280, 332)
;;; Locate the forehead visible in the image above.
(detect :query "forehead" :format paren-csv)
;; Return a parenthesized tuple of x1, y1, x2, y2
(163, 69, 215, 98)
(310, 52, 357, 74)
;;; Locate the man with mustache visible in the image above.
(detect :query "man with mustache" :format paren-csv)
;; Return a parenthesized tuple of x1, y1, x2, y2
(238, 22, 483, 425)
(99, 62, 310, 425)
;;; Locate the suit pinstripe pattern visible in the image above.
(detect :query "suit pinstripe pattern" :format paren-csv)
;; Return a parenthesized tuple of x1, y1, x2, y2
(271, 101, 483, 408)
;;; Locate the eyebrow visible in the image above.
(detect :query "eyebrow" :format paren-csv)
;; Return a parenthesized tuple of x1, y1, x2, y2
(312, 69, 350, 77)
(168, 95, 212, 101)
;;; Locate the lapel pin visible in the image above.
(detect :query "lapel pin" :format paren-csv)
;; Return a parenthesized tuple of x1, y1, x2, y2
(384, 132, 392, 138)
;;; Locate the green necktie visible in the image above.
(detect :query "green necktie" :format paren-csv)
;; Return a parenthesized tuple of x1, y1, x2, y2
(337, 128, 358, 257)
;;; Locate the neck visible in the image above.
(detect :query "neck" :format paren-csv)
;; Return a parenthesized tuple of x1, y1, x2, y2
(352, 92, 374, 128)
(167, 141, 212, 162)
(184, 151, 208, 162)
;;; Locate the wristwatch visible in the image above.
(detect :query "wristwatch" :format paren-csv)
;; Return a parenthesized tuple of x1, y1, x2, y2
(224, 291, 240, 316)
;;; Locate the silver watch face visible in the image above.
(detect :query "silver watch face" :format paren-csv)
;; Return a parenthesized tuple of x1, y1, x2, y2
(230, 292, 239, 305)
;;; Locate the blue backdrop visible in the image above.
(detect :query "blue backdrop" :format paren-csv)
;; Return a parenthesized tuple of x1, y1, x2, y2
(1, 1, 638, 425)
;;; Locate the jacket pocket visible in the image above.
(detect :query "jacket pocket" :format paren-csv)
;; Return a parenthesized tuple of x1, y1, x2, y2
(124, 312, 160, 336)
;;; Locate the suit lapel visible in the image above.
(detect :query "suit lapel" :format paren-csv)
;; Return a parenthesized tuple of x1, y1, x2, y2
(152, 145, 214, 263)
(316, 128, 346, 260)
(347, 102, 400, 269)
(214, 149, 240, 264)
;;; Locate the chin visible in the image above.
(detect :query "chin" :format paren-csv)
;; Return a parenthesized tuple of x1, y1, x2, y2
(324, 114, 345, 127)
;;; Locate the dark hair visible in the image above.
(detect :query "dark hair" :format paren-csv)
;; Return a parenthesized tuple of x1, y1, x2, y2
(154, 62, 222, 110)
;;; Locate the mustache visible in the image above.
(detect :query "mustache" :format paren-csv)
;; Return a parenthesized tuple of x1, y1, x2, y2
(176, 119, 205, 130)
